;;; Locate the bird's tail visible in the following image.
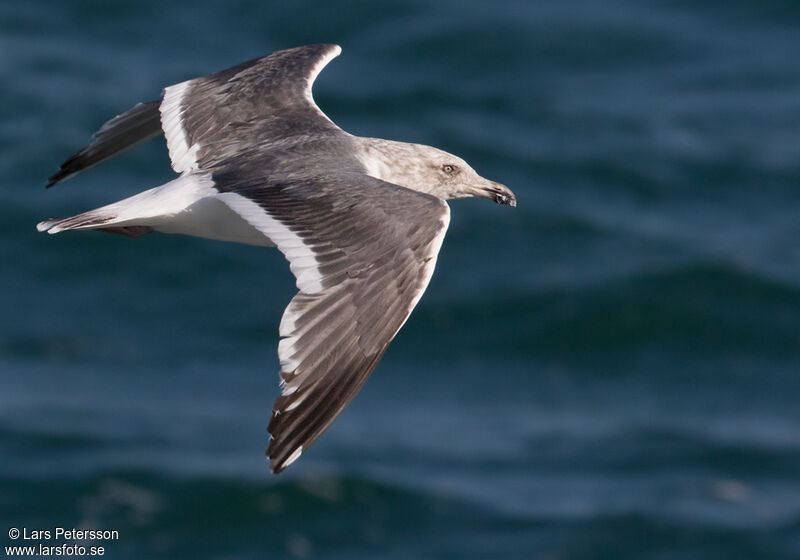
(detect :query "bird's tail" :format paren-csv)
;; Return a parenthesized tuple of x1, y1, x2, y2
(37, 174, 217, 239)
(36, 209, 153, 238)
(37, 210, 113, 234)
(35, 182, 176, 238)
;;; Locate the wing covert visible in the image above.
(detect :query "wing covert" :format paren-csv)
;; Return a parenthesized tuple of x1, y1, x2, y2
(159, 44, 342, 173)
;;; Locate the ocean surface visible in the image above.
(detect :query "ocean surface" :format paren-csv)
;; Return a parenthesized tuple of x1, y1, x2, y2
(2, 1, 800, 558)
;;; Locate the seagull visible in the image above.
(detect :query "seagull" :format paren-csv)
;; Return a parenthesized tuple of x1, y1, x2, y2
(38, 44, 516, 473)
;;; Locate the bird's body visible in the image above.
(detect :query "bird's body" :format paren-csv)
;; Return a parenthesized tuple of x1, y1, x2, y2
(38, 44, 515, 473)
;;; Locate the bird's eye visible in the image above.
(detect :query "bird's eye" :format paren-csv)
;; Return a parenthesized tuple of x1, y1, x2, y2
(442, 164, 457, 174)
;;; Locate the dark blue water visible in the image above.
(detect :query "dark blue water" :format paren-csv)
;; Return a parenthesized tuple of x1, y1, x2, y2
(2, 1, 800, 558)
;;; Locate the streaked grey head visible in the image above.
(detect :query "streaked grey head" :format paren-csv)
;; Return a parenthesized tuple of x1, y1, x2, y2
(355, 138, 516, 207)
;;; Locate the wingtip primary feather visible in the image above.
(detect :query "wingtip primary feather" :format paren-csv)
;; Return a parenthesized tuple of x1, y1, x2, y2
(46, 159, 79, 188)
(268, 444, 303, 474)
(44, 99, 163, 188)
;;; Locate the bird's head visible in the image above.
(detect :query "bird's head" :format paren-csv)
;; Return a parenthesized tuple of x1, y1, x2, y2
(358, 139, 516, 207)
(422, 147, 516, 206)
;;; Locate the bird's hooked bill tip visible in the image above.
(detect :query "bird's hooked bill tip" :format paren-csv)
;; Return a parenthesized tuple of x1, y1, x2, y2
(488, 182, 516, 207)
(494, 193, 516, 207)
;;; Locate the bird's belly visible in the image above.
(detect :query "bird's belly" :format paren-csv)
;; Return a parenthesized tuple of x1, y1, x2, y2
(154, 196, 276, 247)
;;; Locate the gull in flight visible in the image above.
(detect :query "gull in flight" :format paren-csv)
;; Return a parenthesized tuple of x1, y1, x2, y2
(38, 44, 516, 473)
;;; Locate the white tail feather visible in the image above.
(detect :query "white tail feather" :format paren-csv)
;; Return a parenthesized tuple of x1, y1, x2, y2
(36, 173, 274, 247)
(36, 174, 214, 234)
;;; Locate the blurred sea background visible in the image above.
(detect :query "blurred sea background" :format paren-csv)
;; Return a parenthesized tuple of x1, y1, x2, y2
(2, 1, 800, 558)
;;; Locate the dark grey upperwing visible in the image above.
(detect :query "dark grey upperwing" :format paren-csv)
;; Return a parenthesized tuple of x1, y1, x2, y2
(47, 44, 342, 185)
(161, 44, 343, 173)
(47, 100, 162, 187)
(212, 167, 450, 473)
